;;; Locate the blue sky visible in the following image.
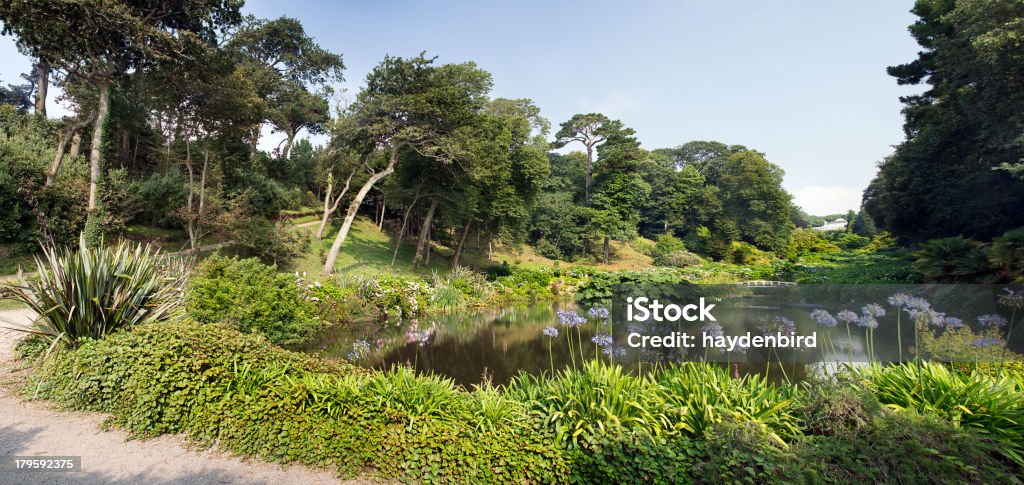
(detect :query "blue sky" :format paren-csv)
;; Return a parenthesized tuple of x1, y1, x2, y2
(0, 1, 922, 215)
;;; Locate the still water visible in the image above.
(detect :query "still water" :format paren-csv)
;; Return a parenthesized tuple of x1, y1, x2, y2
(307, 285, 1021, 388)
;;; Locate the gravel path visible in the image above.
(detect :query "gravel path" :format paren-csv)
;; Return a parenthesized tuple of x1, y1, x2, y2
(0, 309, 368, 484)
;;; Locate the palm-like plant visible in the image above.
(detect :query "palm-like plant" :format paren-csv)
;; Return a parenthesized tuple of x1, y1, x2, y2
(913, 236, 992, 282)
(990, 228, 1024, 283)
(2, 236, 188, 346)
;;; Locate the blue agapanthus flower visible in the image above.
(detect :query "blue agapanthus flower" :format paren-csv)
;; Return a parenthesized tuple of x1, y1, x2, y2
(856, 316, 879, 329)
(837, 310, 859, 324)
(944, 316, 965, 329)
(887, 293, 910, 308)
(588, 306, 610, 320)
(603, 345, 627, 357)
(862, 303, 886, 318)
(591, 333, 614, 347)
(970, 338, 1001, 348)
(557, 310, 587, 328)
(701, 321, 724, 338)
(810, 309, 838, 327)
(758, 316, 796, 336)
(978, 314, 1008, 328)
(542, 326, 559, 338)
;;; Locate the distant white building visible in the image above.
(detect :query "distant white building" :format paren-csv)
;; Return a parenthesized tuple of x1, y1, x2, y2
(813, 218, 847, 232)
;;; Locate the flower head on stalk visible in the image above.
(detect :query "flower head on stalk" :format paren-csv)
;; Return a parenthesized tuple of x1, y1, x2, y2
(944, 316, 965, 329)
(863, 303, 886, 318)
(588, 306, 610, 321)
(978, 314, 1008, 328)
(591, 333, 614, 347)
(627, 323, 646, 334)
(758, 316, 796, 336)
(810, 309, 838, 327)
(856, 315, 879, 329)
(887, 293, 910, 308)
(702, 321, 724, 339)
(904, 297, 932, 315)
(603, 345, 627, 357)
(999, 288, 1024, 309)
(970, 337, 1001, 348)
(542, 326, 559, 338)
(837, 310, 859, 324)
(557, 310, 587, 328)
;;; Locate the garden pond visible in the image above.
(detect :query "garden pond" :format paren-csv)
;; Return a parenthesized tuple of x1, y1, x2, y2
(306, 284, 1023, 388)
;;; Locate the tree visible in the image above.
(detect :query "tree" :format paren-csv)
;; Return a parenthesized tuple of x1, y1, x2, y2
(0, 0, 244, 243)
(863, 0, 1024, 241)
(553, 113, 610, 204)
(0, 79, 32, 113)
(715, 151, 794, 253)
(227, 16, 343, 158)
(321, 54, 492, 274)
(591, 121, 650, 263)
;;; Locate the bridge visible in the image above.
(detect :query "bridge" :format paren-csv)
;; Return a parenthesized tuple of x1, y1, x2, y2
(738, 280, 797, 288)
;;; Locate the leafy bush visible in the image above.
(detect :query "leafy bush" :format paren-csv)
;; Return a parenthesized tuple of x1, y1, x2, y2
(854, 363, 1024, 465)
(509, 360, 675, 445)
(132, 171, 188, 228)
(655, 364, 799, 445)
(914, 236, 994, 283)
(185, 254, 325, 347)
(790, 385, 1020, 483)
(28, 320, 568, 484)
(2, 236, 187, 346)
(990, 227, 1024, 283)
(233, 219, 307, 265)
(650, 233, 703, 268)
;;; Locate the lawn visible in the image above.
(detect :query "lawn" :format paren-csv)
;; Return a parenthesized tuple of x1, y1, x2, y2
(286, 216, 657, 279)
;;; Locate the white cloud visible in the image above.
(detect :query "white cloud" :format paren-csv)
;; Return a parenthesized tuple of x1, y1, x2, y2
(792, 185, 863, 215)
(574, 90, 638, 119)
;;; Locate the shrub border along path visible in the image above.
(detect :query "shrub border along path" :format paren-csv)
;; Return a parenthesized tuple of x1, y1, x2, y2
(0, 309, 361, 485)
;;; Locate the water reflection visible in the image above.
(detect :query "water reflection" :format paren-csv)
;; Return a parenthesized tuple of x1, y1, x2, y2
(307, 285, 1022, 388)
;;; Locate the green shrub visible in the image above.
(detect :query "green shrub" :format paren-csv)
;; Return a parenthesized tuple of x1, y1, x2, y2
(185, 254, 324, 347)
(990, 227, 1024, 283)
(914, 236, 994, 283)
(29, 319, 567, 484)
(509, 360, 675, 446)
(2, 236, 187, 346)
(233, 219, 307, 266)
(854, 363, 1024, 465)
(655, 364, 800, 445)
(791, 386, 1021, 483)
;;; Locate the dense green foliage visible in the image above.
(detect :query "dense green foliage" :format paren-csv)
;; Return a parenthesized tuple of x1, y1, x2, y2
(2, 236, 187, 345)
(18, 320, 1024, 484)
(185, 254, 327, 347)
(864, 0, 1024, 241)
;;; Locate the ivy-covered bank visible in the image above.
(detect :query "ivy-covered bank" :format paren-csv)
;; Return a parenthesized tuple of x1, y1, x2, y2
(17, 320, 1024, 484)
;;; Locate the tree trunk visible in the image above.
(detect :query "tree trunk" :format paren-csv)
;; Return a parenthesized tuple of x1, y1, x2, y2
(424, 226, 431, 266)
(378, 198, 385, 230)
(69, 132, 82, 159)
(603, 236, 610, 264)
(411, 198, 438, 270)
(282, 131, 296, 159)
(322, 146, 400, 275)
(315, 166, 358, 240)
(451, 220, 472, 269)
(46, 112, 95, 187)
(584, 144, 593, 204)
(34, 60, 48, 117)
(87, 82, 111, 212)
(185, 138, 196, 251)
(390, 189, 422, 268)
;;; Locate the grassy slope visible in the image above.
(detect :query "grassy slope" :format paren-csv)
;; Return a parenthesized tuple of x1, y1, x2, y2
(288, 216, 655, 279)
